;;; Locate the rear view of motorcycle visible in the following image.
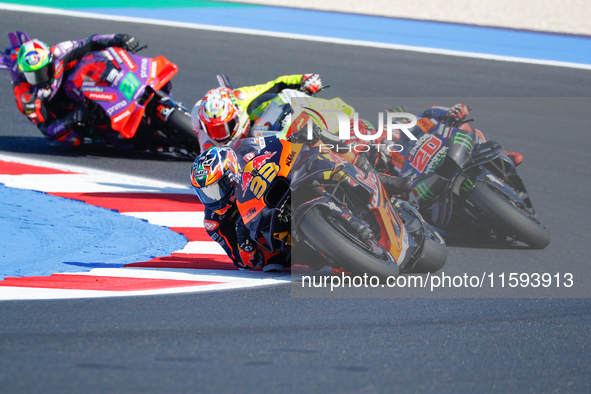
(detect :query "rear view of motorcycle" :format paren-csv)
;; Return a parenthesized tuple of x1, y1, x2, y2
(1, 30, 200, 158)
(388, 113, 550, 249)
(231, 136, 447, 280)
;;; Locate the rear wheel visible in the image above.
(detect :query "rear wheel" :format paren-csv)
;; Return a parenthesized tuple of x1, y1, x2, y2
(466, 183, 550, 249)
(297, 207, 399, 279)
(164, 108, 200, 157)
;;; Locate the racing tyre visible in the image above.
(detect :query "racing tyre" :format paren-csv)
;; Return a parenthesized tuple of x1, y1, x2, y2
(410, 228, 447, 273)
(466, 182, 550, 249)
(165, 108, 200, 157)
(298, 207, 399, 279)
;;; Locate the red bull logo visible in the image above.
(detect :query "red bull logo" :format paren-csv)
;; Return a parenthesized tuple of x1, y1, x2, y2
(238, 250, 256, 268)
(251, 151, 276, 170)
(241, 172, 254, 197)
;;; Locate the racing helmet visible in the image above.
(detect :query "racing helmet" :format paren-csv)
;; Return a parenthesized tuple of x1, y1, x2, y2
(17, 39, 54, 86)
(198, 87, 241, 144)
(191, 147, 240, 210)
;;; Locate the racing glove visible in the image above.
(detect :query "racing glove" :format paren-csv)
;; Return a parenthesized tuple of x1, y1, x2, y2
(422, 103, 471, 128)
(356, 153, 412, 196)
(113, 34, 140, 52)
(300, 74, 324, 95)
(444, 103, 470, 127)
(59, 107, 90, 131)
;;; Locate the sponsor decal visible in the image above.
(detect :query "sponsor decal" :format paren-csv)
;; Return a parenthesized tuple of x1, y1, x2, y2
(102, 49, 114, 62)
(81, 86, 105, 93)
(425, 146, 448, 174)
(118, 73, 141, 101)
(150, 60, 157, 80)
(417, 117, 435, 133)
(413, 182, 436, 201)
(203, 219, 219, 232)
(238, 250, 256, 268)
(140, 58, 149, 79)
(250, 151, 276, 170)
(108, 47, 124, 65)
(410, 135, 443, 173)
(453, 131, 474, 150)
(243, 152, 255, 162)
(241, 172, 254, 196)
(107, 100, 128, 116)
(216, 203, 233, 216)
(106, 68, 119, 83)
(115, 48, 137, 71)
(246, 207, 257, 219)
(461, 177, 474, 192)
(408, 133, 432, 156)
(285, 152, 293, 167)
(327, 201, 342, 212)
(54, 61, 64, 79)
(113, 109, 131, 123)
(193, 169, 208, 179)
(85, 92, 117, 102)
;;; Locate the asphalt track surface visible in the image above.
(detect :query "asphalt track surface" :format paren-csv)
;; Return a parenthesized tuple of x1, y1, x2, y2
(1, 10, 591, 393)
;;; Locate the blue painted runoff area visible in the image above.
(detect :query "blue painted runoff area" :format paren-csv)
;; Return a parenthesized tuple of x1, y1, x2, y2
(0, 185, 187, 279)
(78, 6, 591, 65)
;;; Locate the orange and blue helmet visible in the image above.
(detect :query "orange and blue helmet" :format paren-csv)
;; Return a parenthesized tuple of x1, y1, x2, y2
(191, 147, 240, 210)
(17, 39, 54, 86)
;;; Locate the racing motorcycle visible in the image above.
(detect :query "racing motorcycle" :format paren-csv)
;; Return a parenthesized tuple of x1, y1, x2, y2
(231, 136, 447, 278)
(385, 114, 550, 249)
(1, 31, 200, 157)
(234, 83, 550, 250)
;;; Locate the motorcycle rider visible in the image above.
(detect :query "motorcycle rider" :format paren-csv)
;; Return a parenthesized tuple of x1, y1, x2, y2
(190, 146, 287, 272)
(192, 75, 412, 196)
(191, 73, 324, 151)
(418, 103, 523, 166)
(9, 33, 139, 147)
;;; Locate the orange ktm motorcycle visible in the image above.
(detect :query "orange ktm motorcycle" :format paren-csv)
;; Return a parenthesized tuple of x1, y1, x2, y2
(231, 136, 447, 279)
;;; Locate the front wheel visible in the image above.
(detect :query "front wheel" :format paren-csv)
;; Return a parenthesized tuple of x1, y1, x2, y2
(466, 183, 550, 249)
(297, 207, 400, 279)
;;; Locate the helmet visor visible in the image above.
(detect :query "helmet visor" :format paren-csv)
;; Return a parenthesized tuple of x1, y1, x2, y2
(202, 117, 238, 143)
(194, 174, 234, 209)
(23, 67, 51, 86)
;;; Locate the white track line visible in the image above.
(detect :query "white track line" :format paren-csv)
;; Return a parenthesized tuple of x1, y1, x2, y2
(0, 153, 192, 193)
(174, 241, 226, 255)
(122, 211, 204, 227)
(1, 3, 590, 70)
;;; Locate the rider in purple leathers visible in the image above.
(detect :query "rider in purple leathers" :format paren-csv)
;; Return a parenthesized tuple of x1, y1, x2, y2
(8, 34, 138, 147)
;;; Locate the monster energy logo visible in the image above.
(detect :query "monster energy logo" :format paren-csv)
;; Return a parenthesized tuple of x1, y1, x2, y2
(461, 178, 474, 192)
(414, 182, 436, 200)
(453, 131, 473, 150)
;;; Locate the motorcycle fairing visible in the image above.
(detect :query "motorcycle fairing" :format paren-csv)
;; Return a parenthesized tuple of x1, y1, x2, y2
(65, 50, 178, 139)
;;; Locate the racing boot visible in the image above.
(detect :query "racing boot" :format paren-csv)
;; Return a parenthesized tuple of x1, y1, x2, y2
(355, 154, 412, 196)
